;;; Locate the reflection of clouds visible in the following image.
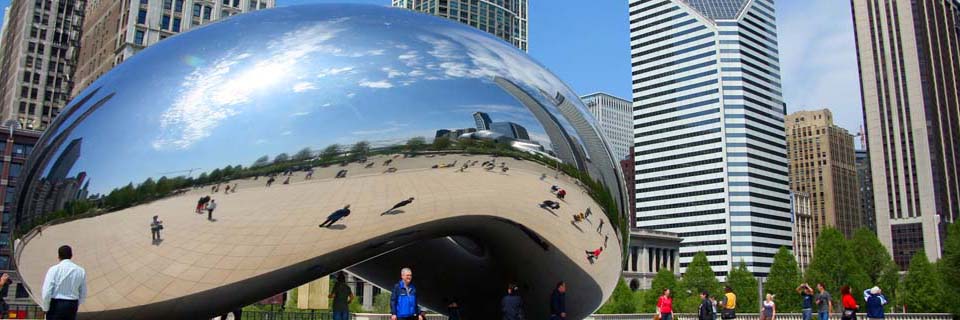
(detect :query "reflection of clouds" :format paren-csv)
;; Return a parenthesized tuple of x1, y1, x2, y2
(352, 127, 400, 135)
(291, 111, 311, 117)
(154, 19, 348, 150)
(359, 79, 394, 89)
(254, 139, 268, 144)
(317, 66, 355, 77)
(293, 82, 316, 92)
(281, 130, 292, 136)
(346, 93, 356, 98)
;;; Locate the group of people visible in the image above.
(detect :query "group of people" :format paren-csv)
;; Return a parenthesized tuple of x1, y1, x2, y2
(797, 282, 889, 320)
(195, 195, 218, 220)
(210, 183, 238, 194)
(318, 198, 417, 229)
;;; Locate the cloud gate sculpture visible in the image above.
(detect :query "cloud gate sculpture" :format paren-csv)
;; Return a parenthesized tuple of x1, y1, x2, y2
(13, 4, 628, 319)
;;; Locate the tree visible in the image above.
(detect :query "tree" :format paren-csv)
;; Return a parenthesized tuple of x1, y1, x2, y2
(273, 153, 290, 164)
(432, 137, 451, 150)
(877, 260, 900, 310)
(646, 268, 678, 307)
(678, 252, 721, 312)
(252, 155, 270, 167)
(372, 291, 392, 313)
(900, 251, 945, 312)
(727, 260, 758, 313)
(765, 246, 802, 312)
(406, 136, 426, 152)
(320, 144, 341, 162)
(294, 147, 313, 161)
(849, 228, 894, 283)
(805, 228, 869, 298)
(350, 141, 370, 160)
(597, 278, 638, 314)
(942, 222, 960, 315)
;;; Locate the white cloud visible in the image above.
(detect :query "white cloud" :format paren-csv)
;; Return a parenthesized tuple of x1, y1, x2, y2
(317, 66, 354, 78)
(346, 92, 356, 98)
(281, 130, 292, 136)
(352, 127, 400, 135)
(291, 111, 311, 117)
(321, 103, 332, 107)
(292, 82, 316, 92)
(359, 79, 394, 89)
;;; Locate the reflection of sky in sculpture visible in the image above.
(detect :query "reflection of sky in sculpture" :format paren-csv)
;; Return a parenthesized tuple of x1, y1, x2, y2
(38, 4, 600, 196)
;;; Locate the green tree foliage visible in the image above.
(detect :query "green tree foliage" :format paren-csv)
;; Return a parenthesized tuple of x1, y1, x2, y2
(252, 155, 270, 167)
(677, 252, 721, 312)
(646, 268, 678, 308)
(805, 228, 869, 298)
(349, 141, 370, 160)
(877, 261, 900, 310)
(273, 153, 290, 164)
(900, 251, 945, 312)
(597, 279, 638, 314)
(764, 246, 803, 312)
(294, 147, 313, 161)
(372, 291, 392, 313)
(406, 136, 426, 152)
(432, 137, 452, 150)
(849, 228, 894, 283)
(727, 260, 758, 313)
(320, 144, 341, 162)
(942, 222, 960, 315)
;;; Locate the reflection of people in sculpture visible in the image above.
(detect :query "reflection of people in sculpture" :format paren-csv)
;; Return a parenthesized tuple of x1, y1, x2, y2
(501, 284, 524, 320)
(319, 205, 351, 228)
(383, 197, 415, 215)
(266, 177, 276, 187)
(232, 183, 238, 193)
(585, 247, 603, 263)
(150, 215, 163, 245)
(283, 176, 291, 184)
(224, 185, 231, 194)
(390, 268, 424, 320)
(206, 200, 217, 221)
(556, 189, 566, 200)
(0, 273, 12, 316)
(540, 200, 560, 210)
(596, 219, 604, 233)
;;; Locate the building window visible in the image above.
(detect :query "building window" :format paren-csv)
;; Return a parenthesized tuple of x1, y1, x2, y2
(175, 0, 183, 12)
(140, 0, 148, 5)
(12, 143, 32, 156)
(137, 9, 147, 24)
(203, 6, 211, 19)
(193, 3, 201, 16)
(8, 163, 21, 179)
(134, 30, 145, 45)
(222, 0, 228, 5)
(163, 0, 172, 10)
(173, 17, 181, 32)
(161, 15, 170, 29)
(232, 0, 239, 7)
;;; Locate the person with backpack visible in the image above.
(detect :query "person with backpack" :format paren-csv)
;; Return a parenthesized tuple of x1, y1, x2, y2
(719, 286, 737, 319)
(699, 290, 715, 320)
(863, 286, 887, 320)
(391, 268, 423, 320)
(501, 284, 524, 320)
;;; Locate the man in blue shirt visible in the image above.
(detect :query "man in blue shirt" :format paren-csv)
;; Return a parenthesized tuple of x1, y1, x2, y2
(797, 283, 815, 320)
(864, 286, 887, 320)
(390, 268, 423, 320)
(41, 245, 87, 320)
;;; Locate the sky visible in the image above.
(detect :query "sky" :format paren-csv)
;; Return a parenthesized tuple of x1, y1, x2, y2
(0, 0, 864, 133)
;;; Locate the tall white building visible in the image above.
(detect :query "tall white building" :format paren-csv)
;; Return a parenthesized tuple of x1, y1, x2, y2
(391, 0, 528, 51)
(629, 0, 791, 277)
(582, 92, 633, 161)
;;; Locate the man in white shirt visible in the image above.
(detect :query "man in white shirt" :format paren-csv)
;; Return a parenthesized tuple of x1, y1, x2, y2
(41, 245, 86, 320)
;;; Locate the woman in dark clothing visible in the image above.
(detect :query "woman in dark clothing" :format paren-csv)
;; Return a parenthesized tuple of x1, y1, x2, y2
(699, 291, 715, 320)
(501, 284, 524, 320)
(550, 281, 566, 320)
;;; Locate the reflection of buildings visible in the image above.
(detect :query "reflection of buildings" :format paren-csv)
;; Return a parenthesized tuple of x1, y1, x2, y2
(435, 128, 476, 139)
(582, 93, 632, 161)
(0, 0, 83, 130)
(72, 0, 276, 95)
(851, 0, 960, 269)
(0, 125, 40, 307)
(473, 112, 492, 130)
(30, 138, 87, 218)
(785, 110, 861, 239)
(620, 147, 635, 227)
(622, 229, 681, 290)
(855, 149, 875, 232)
(490, 121, 529, 140)
(792, 192, 814, 273)
(630, 0, 792, 277)
(391, 0, 528, 51)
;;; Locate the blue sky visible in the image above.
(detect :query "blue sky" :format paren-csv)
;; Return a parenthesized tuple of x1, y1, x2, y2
(0, 0, 864, 133)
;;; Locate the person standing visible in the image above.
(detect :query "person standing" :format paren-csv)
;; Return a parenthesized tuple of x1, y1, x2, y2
(390, 268, 423, 320)
(0, 273, 11, 317)
(445, 298, 462, 320)
(150, 216, 163, 245)
(657, 288, 674, 320)
(500, 284, 523, 320)
(206, 199, 217, 221)
(549, 281, 566, 320)
(863, 287, 887, 320)
(840, 285, 858, 320)
(319, 205, 351, 228)
(816, 283, 833, 320)
(761, 294, 776, 320)
(329, 272, 354, 320)
(196, 197, 205, 213)
(797, 283, 815, 320)
(597, 219, 604, 233)
(41, 245, 87, 320)
(699, 291, 715, 320)
(719, 286, 737, 319)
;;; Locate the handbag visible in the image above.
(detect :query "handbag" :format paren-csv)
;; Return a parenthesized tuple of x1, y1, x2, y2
(720, 308, 736, 319)
(653, 313, 661, 320)
(842, 308, 857, 320)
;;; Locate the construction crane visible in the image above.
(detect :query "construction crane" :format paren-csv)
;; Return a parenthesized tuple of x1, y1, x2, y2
(158, 168, 202, 177)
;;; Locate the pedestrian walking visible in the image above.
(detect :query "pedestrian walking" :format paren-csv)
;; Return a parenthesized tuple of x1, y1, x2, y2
(390, 268, 423, 320)
(224, 185, 231, 194)
(699, 291, 715, 320)
(232, 183, 238, 193)
(550, 281, 566, 320)
(585, 247, 603, 263)
(584, 208, 592, 218)
(604, 235, 609, 248)
(41, 245, 86, 320)
(657, 288, 674, 320)
(840, 285, 858, 320)
(384, 197, 415, 215)
(150, 216, 163, 245)
(501, 284, 523, 320)
(719, 286, 736, 319)
(557, 189, 566, 200)
(206, 200, 217, 221)
(283, 176, 290, 184)
(816, 283, 833, 320)
(319, 205, 351, 228)
(798, 283, 815, 320)
(597, 219, 604, 233)
(761, 294, 776, 320)
(329, 272, 354, 320)
(864, 287, 887, 320)
(540, 200, 560, 210)
(550, 185, 559, 193)
(266, 177, 275, 187)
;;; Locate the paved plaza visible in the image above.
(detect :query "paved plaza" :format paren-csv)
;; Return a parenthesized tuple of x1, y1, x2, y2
(17, 153, 621, 313)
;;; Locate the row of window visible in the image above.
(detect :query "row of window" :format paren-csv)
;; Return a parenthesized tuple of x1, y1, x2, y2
(635, 137, 721, 157)
(636, 177, 724, 194)
(641, 218, 726, 230)
(636, 157, 723, 175)
(636, 117, 719, 137)
(637, 198, 725, 213)
(635, 167, 723, 185)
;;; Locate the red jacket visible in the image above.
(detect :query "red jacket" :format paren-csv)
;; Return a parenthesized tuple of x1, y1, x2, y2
(842, 293, 859, 310)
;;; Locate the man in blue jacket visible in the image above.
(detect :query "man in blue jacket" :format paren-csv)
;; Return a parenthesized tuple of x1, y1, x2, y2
(391, 267, 423, 320)
(864, 286, 887, 320)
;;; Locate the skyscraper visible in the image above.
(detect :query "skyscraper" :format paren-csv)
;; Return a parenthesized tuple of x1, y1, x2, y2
(851, 0, 960, 268)
(391, 0, 528, 51)
(72, 0, 275, 96)
(582, 92, 633, 161)
(856, 149, 876, 233)
(785, 109, 861, 239)
(0, 0, 86, 131)
(473, 111, 492, 130)
(629, 0, 791, 277)
(490, 121, 529, 140)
